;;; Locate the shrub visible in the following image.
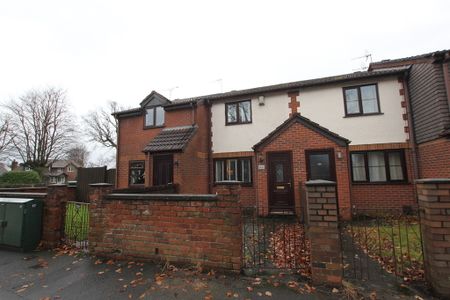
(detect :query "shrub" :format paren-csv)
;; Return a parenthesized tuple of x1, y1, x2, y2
(0, 170, 41, 185)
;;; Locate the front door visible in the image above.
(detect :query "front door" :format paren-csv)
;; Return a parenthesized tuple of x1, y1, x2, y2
(268, 152, 294, 210)
(153, 154, 173, 186)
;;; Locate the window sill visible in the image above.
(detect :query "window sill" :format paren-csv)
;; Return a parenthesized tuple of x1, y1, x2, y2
(143, 125, 165, 130)
(351, 181, 410, 185)
(225, 121, 252, 126)
(214, 181, 253, 187)
(343, 112, 384, 118)
(129, 183, 146, 187)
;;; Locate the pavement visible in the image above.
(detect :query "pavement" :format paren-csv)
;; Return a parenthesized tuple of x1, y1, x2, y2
(0, 248, 330, 300)
(0, 248, 434, 300)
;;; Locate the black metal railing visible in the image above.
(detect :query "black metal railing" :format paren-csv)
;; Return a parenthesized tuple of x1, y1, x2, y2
(340, 209, 425, 284)
(241, 207, 310, 278)
(61, 201, 90, 251)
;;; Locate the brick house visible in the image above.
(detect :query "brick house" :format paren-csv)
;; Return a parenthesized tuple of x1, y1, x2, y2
(44, 160, 80, 184)
(113, 91, 210, 194)
(115, 65, 421, 219)
(369, 50, 450, 179)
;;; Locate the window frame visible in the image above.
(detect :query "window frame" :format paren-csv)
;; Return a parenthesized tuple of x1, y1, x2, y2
(213, 157, 253, 186)
(350, 150, 408, 184)
(225, 100, 252, 126)
(305, 149, 336, 181)
(143, 105, 165, 129)
(342, 83, 382, 117)
(128, 160, 146, 185)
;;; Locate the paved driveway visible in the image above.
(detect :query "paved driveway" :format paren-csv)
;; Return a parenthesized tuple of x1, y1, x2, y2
(0, 249, 328, 300)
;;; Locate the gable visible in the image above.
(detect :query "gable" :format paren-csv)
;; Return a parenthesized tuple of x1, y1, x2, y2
(253, 113, 350, 151)
(140, 91, 171, 108)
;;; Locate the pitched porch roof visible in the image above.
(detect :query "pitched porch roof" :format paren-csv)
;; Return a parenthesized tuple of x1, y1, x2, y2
(253, 113, 350, 150)
(143, 125, 197, 153)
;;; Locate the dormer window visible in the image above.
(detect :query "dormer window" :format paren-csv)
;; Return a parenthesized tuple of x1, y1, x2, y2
(145, 106, 165, 128)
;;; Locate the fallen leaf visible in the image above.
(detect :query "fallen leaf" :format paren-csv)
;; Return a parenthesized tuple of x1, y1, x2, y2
(116, 268, 122, 273)
(204, 295, 213, 300)
(94, 259, 102, 265)
(226, 291, 233, 297)
(65, 268, 71, 271)
(233, 293, 239, 298)
(98, 271, 105, 275)
(265, 291, 272, 297)
(247, 286, 253, 292)
(332, 288, 339, 293)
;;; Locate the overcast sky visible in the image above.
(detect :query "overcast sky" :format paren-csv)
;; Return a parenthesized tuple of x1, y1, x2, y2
(0, 0, 449, 163)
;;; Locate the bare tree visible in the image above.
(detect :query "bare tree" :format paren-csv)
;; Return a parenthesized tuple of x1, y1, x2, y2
(6, 87, 76, 168)
(83, 101, 121, 149)
(66, 144, 89, 167)
(0, 115, 15, 159)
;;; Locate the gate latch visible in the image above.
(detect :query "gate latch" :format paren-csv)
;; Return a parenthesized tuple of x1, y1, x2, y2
(0, 220, 7, 228)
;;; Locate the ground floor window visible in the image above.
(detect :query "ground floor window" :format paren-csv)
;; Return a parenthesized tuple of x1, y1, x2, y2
(350, 150, 406, 183)
(129, 160, 145, 185)
(214, 157, 252, 184)
(306, 149, 335, 181)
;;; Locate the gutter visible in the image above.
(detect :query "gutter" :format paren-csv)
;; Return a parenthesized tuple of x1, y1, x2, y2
(402, 72, 421, 182)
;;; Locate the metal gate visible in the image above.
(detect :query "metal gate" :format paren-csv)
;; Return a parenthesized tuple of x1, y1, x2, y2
(340, 209, 425, 285)
(242, 207, 310, 278)
(61, 201, 90, 251)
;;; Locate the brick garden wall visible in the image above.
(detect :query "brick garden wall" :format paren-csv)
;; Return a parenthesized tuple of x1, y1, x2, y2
(417, 179, 450, 298)
(89, 184, 242, 271)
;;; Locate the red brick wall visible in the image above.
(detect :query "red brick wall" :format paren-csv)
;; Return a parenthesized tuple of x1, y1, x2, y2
(255, 122, 351, 220)
(212, 152, 257, 207)
(418, 137, 450, 178)
(174, 104, 209, 194)
(89, 184, 242, 271)
(350, 146, 416, 210)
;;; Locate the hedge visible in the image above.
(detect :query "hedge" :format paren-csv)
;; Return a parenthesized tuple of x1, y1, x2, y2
(0, 171, 42, 185)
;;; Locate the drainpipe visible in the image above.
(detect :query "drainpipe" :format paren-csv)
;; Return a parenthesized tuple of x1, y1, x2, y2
(402, 73, 421, 186)
(206, 99, 213, 194)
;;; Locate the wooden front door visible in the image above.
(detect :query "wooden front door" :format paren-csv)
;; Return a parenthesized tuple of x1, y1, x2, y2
(153, 154, 173, 186)
(268, 152, 294, 210)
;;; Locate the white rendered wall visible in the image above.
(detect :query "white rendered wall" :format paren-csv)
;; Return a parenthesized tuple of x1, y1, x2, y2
(211, 76, 407, 153)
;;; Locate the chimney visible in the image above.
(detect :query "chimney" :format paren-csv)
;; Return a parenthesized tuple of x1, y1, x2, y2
(11, 160, 18, 171)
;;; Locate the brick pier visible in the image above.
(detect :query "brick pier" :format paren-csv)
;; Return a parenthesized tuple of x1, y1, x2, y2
(306, 180, 342, 286)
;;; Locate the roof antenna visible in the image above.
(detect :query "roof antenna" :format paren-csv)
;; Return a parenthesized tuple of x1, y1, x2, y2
(214, 78, 223, 92)
(352, 50, 372, 71)
(161, 86, 179, 98)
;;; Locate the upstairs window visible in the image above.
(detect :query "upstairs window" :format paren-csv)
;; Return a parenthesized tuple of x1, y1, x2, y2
(226, 100, 252, 125)
(67, 165, 74, 172)
(129, 161, 145, 185)
(145, 106, 165, 127)
(214, 157, 252, 184)
(350, 150, 406, 183)
(343, 84, 380, 116)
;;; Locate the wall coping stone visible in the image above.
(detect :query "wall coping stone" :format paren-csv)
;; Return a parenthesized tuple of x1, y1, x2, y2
(305, 179, 336, 186)
(0, 192, 47, 198)
(416, 178, 450, 184)
(48, 184, 68, 187)
(89, 183, 114, 187)
(106, 193, 219, 201)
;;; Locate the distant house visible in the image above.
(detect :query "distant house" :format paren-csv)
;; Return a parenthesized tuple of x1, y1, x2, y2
(0, 163, 10, 175)
(44, 160, 81, 184)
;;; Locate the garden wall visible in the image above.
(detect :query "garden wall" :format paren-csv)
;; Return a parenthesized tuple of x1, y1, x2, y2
(89, 184, 242, 271)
